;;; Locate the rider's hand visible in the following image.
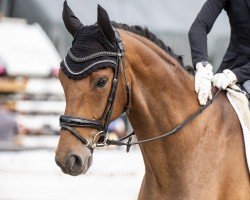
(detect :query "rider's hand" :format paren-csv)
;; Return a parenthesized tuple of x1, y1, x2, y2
(212, 69, 237, 90)
(195, 62, 213, 105)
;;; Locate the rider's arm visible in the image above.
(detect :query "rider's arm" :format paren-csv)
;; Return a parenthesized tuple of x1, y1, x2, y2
(188, 0, 227, 67)
(232, 62, 250, 84)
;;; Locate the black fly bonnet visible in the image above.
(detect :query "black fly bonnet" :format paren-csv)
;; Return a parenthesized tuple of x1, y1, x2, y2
(59, 1, 131, 153)
(61, 25, 118, 80)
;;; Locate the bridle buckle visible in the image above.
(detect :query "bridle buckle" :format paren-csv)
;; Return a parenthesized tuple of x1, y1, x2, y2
(91, 130, 108, 148)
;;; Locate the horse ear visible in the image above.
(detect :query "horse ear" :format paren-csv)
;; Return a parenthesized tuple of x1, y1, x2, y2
(97, 5, 116, 44)
(63, 0, 83, 37)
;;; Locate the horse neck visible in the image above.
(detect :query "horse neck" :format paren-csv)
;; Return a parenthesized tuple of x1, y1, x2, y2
(122, 33, 250, 197)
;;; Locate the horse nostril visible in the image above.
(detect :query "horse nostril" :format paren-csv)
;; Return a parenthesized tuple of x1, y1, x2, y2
(68, 154, 83, 172)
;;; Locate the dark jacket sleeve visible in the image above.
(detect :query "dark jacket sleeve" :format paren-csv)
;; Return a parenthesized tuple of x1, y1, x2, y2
(188, 0, 227, 67)
(232, 61, 250, 83)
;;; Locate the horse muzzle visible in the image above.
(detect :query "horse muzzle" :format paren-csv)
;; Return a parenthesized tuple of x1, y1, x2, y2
(55, 149, 93, 176)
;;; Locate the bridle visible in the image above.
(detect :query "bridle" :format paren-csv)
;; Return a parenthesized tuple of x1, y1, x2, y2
(60, 28, 131, 153)
(60, 27, 222, 154)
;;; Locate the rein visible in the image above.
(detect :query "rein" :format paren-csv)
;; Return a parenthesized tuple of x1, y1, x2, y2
(107, 89, 222, 152)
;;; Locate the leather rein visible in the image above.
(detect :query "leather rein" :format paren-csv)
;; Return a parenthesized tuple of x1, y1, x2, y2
(107, 89, 221, 152)
(59, 28, 222, 153)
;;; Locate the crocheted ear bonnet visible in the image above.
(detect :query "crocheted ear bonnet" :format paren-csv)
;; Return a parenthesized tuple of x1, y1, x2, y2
(60, 1, 119, 80)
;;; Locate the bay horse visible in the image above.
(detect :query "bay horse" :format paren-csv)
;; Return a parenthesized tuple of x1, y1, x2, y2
(55, 1, 250, 199)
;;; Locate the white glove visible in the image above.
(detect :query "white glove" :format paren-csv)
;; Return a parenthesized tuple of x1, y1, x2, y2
(212, 69, 237, 90)
(195, 62, 213, 105)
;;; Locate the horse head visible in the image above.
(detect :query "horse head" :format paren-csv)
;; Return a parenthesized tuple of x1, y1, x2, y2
(55, 1, 129, 176)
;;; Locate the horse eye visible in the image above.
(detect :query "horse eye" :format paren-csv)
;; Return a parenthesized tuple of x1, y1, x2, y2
(96, 78, 108, 88)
